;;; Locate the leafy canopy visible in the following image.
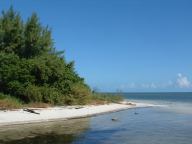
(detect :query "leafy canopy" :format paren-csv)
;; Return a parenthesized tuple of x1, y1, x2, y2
(0, 7, 91, 105)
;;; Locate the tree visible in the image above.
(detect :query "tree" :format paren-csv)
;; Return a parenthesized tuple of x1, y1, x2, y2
(23, 13, 53, 58)
(0, 7, 91, 105)
(0, 7, 54, 58)
(0, 6, 24, 54)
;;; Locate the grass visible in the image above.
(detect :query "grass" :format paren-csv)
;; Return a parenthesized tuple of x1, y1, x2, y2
(24, 102, 52, 108)
(90, 93, 123, 105)
(0, 93, 22, 110)
(0, 93, 51, 109)
(0, 92, 124, 110)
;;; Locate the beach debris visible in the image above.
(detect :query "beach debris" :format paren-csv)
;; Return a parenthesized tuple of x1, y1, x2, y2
(23, 108, 40, 115)
(75, 106, 84, 109)
(134, 112, 139, 115)
(0, 108, 7, 111)
(118, 101, 136, 106)
(127, 102, 136, 106)
(111, 118, 118, 121)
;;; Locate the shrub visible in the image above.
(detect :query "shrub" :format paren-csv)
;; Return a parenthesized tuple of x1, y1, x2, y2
(69, 83, 92, 105)
(23, 85, 65, 105)
(0, 93, 22, 109)
(24, 85, 43, 102)
(91, 93, 123, 104)
(40, 86, 64, 105)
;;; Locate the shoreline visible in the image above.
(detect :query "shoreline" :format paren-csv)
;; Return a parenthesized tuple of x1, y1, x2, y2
(0, 101, 154, 126)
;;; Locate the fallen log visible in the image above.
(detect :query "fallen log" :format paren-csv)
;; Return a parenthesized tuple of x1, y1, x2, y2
(23, 108, 40, 115)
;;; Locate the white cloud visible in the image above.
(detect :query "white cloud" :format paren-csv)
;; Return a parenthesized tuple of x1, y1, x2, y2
(140, 83, 149, 88)
(176, 73, 191, 88)
(140, 83, 157, 89)
(120, 82, 158, 90)
(150, 83, 157, 88)
(128, 83, 136, 88)
(120, 83, 136, 89)
(118, 73, 192, 91)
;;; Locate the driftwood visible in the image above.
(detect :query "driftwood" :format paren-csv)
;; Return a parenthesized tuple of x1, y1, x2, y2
(111, 118, 118, 121)
(0, 108, 7, 111)
(75, 106, 84, 109)
(134, 112, 139, 115)
(23, 108, 40, 115)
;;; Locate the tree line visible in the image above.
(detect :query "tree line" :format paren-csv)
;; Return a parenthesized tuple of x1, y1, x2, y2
(0, 7, 91, 105)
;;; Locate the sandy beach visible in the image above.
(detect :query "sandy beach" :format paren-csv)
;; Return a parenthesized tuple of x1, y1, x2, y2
(0, 102, 153, 126)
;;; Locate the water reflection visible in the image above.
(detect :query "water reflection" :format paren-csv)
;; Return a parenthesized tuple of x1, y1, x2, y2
(0, 118, 90, 144)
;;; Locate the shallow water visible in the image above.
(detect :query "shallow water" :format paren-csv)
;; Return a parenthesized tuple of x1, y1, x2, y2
(0, 93, 192, 144)
(75, 107, 192, 144)
(0, 118, 90, 144)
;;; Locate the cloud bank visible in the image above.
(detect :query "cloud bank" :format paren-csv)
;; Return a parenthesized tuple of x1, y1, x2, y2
(176, 73, 191, 88)
(119, 73, 192, 91)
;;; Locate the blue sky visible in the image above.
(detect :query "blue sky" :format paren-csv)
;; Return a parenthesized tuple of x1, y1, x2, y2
(1, 0, 192, 92)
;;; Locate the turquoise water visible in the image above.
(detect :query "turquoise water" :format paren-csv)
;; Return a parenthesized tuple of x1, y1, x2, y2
(123, 92, 192, 114)
(0, 93, 192, 144)
(123, 92, 192, 102)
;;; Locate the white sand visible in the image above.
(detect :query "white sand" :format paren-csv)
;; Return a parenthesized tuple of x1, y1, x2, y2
(0, 102, 153, 126)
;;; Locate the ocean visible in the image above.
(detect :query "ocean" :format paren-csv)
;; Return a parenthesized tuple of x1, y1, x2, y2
(0, 92, 192, 144)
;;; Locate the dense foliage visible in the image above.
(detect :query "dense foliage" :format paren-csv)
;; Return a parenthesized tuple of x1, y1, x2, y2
(0, 7, 91, 105)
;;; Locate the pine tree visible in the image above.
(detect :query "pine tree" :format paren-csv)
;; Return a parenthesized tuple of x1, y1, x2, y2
(0, 6, 24, 54)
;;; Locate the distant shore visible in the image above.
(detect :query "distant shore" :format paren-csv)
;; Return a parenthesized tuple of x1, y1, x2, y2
(0, 101, 153, 126)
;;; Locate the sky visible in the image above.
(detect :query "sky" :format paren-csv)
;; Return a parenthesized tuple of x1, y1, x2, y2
(0, 0, 192, 92)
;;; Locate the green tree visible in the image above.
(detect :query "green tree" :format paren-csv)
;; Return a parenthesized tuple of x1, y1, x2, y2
(23, 13, 53, 58)
(0, 7, 54, 58)
(0, 6, 24, 54)
(0, 7, 92, 105)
